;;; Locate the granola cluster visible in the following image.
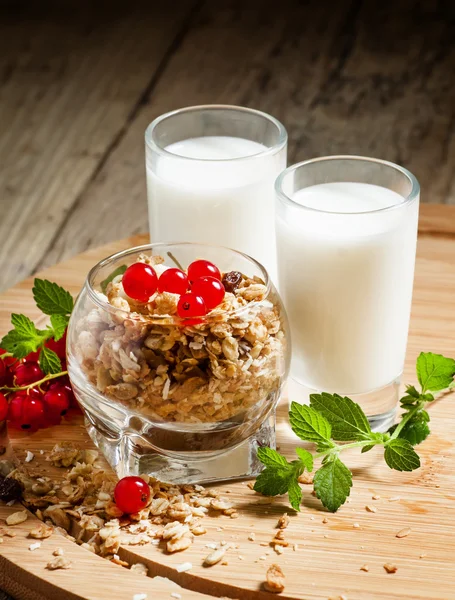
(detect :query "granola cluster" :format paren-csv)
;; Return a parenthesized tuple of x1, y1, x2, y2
(74, 255, 287, 424)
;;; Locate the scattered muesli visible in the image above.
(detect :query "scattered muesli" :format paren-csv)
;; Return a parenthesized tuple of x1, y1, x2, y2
(6, 510, 27, 526)
(383, 563, 398, 574)
(46, 556, 72, 570)
(395, 527, 411, 538)
(29, 542, 41, 551)
(264, 563, 285, 593)
(277, 513, 289, 529)
(203, 543, 230, 566)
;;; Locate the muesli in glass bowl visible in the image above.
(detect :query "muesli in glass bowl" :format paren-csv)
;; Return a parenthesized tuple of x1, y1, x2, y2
(67, 243, 290, 483)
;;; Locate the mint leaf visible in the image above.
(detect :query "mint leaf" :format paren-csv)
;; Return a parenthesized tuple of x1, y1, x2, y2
(0, 314, 48, 359)
(405, 385, 420, 399)
(399, 419, 430, 446)
(254, 466, 296, 497)
(288, 478, 302, 511)
(295, 447, 314, 472)
(289, 402, 334, 449)
(50, 314, 69, 341)
(255, 448, 306, 511)
(384, 438, 420, 471)
(417, 352, 455, 393)
(33, 279, 74, 316)
(100, 265, 127, 294)
(390, 413, 430, 446)
(256, 446, 288, 468)
(313, 456, 352, 512)
(39, 346, 61, 375)
(309, 392, 372, 441)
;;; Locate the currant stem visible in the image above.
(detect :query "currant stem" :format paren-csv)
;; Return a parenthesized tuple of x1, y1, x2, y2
(0, 371, 68, 393)
(167, 252, 184, 271)
(0, 352, 13, 360)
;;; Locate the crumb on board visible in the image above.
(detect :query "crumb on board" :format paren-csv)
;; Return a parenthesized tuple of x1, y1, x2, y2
(264, 564, 285, 593)
(396, 527, 411, 538)
(383, 563, 398, 574)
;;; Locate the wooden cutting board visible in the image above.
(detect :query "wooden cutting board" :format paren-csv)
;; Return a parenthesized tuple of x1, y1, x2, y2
(1, 204, 455, 600)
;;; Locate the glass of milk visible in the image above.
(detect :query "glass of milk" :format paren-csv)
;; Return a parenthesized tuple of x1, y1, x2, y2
(145, 105, 287, 282)
(275, 156, 420, 431)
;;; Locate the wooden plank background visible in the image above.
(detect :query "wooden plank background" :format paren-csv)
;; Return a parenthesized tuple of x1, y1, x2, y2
(1, 0, 454, 295)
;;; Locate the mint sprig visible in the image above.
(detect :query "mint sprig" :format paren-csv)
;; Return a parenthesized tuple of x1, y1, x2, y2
(0, 279, 73, 378)
(254, 352, 454, 512)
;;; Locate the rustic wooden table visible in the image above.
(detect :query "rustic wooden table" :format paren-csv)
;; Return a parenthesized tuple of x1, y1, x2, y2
(1, 0, 455, 293)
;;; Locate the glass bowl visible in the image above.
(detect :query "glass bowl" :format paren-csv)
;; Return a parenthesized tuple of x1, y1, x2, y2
(67, 243, 290, 482)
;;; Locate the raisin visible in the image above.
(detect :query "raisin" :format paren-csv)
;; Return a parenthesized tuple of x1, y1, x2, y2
(221, 271, 242, 293)
(0, 475, 22, 502)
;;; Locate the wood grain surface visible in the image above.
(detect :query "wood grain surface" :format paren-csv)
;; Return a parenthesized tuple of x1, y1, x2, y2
(0, 204, 454, 600)
(1, 0, 455, 292)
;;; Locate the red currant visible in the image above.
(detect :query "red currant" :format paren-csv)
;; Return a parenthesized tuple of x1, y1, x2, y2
(0, 349, 17, 368)
(177, 293, 207, 319)
(0, 360, 7, 387)
(0, 392, 8, 421)
(122, 263, 158, 302)
(114, 476, 150, 514)
(24, 349, 41, 362)
(187, 260, 221, 283)
(157, 268, 189, 295)
(191, 276, 225, 310)
(14, 362, 44, 387)
(43, 385, 70, 424)
(8, 393, 45, 430)
(45, 330, 67, 360)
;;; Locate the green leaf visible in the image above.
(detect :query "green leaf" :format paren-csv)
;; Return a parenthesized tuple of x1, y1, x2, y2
(255, 448, 306, 511)
(405, 385, 420, 399)
(39, 346, 62, 375)
(309, 392, 372, 441)
(0, 314, 48, 359)
(100, 265, 128, 294)
(295, 447, 314, 472)
(289, 402, 334, 449)
(254, 468, 291, 497)
(360, 444, 375, 454)
(256, 446, 288, 468)
(313, 457, 353, 512)
(288, 478, 302, 511)
(32, 279, 74, 316)
(399, 419, 430, 446)
(384, 438, 420, 471)
(417, 352, 455, 393)
(50, 314, 69, 341)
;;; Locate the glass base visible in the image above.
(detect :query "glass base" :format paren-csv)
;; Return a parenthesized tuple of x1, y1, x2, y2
(287, 377, 399, 433)
(85, 411, 276, 485)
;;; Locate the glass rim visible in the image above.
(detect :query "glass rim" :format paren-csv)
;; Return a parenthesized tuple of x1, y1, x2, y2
(275, 155, 420, 216)
(86, 241, 272, 323)
(145, 104, 288, 163)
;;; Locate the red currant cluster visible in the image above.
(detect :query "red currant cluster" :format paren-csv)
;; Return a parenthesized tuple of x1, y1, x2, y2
(122, 259, 226, 319)
(0, 331, 79, 431)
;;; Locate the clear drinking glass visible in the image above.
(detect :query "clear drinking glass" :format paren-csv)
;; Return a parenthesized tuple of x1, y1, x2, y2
(275, 156, 420, 431)
(67, 242, 290, 483)
(145, 105, 287, 282)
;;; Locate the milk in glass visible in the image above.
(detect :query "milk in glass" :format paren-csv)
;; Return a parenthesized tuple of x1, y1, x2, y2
(147, 136, 285, 280)
(276, 182, 419, 395)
